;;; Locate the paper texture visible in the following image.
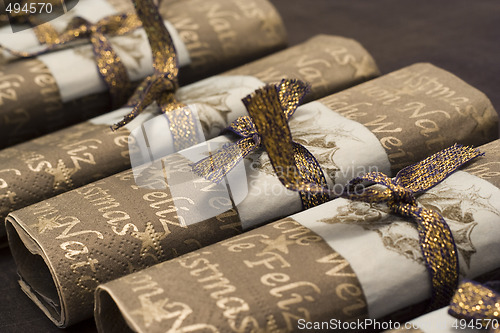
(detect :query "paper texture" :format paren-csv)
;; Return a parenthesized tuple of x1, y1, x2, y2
(96, 220, 367, 333)
(0, 0, 288, 147)
(4, 96, 385, 326)
(319, 63, 499, 173)
(6, 64, 496, 326)
(224, 34, 381, 104)
(94, 140, 500, 333)
(161, 0, 288, 84)
(296, 170, 500, 318)
(0, 34, 380, 244)
(463, 139, 500, 189)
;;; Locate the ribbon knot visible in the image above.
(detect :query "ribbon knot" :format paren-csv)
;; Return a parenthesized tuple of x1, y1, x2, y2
(343, 144, 483, 310)
(110, 0, 185, 135)
(191, 79, 330, 209)
(385, 179, 417, 216)
(110, 72, 182, 131)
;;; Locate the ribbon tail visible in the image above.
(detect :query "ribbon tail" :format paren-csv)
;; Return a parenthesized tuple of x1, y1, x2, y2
(409, 206, 459, 310)
(396, 143, 483, 193)
(90, 27, 131, 108)
(132, 0, 179, 80)
(111, 80, 156, 131)
(191, 137, 257, 183)
(242, 80, 329, 208)
(226, 115, 258, 137)
(276, 79, 310, 119)
(243, 84, 301, 185)
(101, 13, 143, 36)
(125, 77, 153, 107)
(291, 142, 329, 209)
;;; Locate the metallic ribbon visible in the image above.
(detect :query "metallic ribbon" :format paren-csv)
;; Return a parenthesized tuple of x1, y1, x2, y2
(32, 23, 60, 44)
(110, 0, 202, 152)
(342, 144, 483, 310)
(449, 280, 500, 332)
(2, 12, 142, 107)
(191, 79, 330, 209)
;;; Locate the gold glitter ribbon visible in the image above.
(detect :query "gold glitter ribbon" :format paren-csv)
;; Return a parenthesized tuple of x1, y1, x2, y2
(110, 0, 201, 152)
(32, 23, 60, 44)
(449, 281, 500, 332)
(2, 12, 142, 107)
(191, 79, 330, 209)
(342, 144, 483, 310)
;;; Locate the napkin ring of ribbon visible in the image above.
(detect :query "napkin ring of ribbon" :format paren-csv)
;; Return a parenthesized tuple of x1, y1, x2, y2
(191, 79, 330, 210)
(2, 10, 143, 108)
(108, 0, 202, 153)
(341, 144, 483, 310)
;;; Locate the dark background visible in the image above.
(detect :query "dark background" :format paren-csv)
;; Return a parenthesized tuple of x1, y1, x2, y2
(276, 0, 500, 117)
(1, 1, 499, 332)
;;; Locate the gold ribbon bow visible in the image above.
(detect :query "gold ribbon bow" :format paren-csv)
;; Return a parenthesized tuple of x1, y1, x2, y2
(449, 281, 500, 332)
(2, 11, 142, 107)
(191, 79, 330, 209)
(109, 0, 200, 152)
(110, 0, 180, 128)
(343, 144, 483, 310)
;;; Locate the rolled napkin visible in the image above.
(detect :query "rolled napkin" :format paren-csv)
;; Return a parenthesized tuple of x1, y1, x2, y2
(92, 140, 500, 332)
(0, 34, 379, 245)
(0, 0, 134, 63)
(6, 63, 498, 326)
(0, 0, 287, 148)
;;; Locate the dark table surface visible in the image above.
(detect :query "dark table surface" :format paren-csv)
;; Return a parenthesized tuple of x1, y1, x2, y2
(1, 0, 499, 332)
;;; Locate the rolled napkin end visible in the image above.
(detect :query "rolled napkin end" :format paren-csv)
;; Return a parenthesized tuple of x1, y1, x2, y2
(5, 215, 68, 327)
(95, 286, 138, 333)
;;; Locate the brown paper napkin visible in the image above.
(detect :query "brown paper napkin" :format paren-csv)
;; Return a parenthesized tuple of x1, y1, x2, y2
(0, 34, 379, 245)
(94, 139, 500, 333)
(6, 63, 498, 327)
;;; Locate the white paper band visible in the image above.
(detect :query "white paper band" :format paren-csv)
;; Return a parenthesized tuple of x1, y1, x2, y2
(89, 74, 265, 130)
(293, 170, 500, 319)
(237, 101, 391, 230)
